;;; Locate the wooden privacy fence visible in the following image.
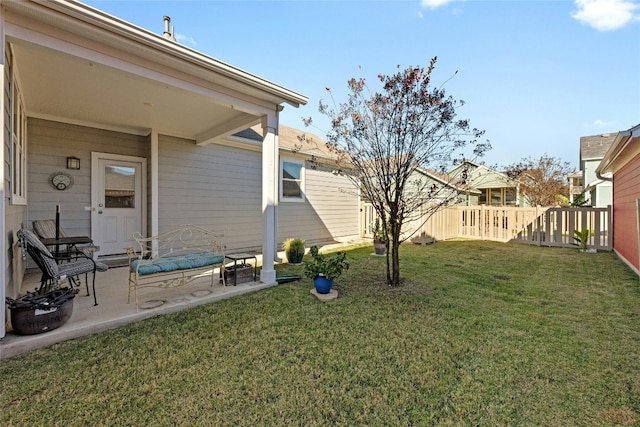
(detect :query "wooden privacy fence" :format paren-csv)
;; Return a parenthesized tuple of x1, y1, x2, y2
(361, 204, 612, 250)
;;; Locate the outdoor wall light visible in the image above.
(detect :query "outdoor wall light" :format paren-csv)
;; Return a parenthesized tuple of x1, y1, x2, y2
(66, 156, 80, 170)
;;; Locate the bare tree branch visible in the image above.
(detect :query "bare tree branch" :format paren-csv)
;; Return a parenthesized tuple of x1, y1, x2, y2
(302, 58, 490, 286)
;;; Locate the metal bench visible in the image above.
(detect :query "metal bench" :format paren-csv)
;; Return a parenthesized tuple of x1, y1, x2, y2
(126, 225, 226, 308)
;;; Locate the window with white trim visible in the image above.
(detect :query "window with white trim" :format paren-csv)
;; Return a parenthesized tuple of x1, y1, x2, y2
(280, 158, 305, 202)
(7, 46, 27, 205)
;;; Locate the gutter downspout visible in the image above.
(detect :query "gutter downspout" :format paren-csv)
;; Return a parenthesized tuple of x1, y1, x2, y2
(596, 170, 614, 182)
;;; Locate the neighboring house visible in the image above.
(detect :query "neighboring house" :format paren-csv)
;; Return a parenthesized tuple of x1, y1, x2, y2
(579, 133, 615, 207)
(595, 123, 640, 276)
(0, 1, 321, 338)
(407, 167, 482, 205)
(360, 165, 481, 239)
(448, 161, 524, 206)
(567, 171, 584, 204)
(401, 167, 481, 240)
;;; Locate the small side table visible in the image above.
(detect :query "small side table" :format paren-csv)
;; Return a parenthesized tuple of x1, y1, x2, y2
(224, 253, 257, 286)
(40, 236, 94, 261)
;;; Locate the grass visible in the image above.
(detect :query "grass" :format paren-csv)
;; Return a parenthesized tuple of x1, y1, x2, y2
(2, 241, 640, 426)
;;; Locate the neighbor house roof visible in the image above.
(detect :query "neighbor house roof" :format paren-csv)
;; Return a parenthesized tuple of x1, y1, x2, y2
(278, 126, 338, 160)
(580, 133, 617, 161)
(449, 160, 517, 189)
(234, 125, 339, 161)
(415, 167, 481, 194)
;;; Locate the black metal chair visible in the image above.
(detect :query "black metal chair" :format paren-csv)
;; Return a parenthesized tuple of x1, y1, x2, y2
(17, 229, 108, 306)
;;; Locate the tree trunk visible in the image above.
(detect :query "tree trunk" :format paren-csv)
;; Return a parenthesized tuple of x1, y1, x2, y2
(383, 239, 391, 284)
(391, 236, 400, 286)
(388, 220, 401, 286)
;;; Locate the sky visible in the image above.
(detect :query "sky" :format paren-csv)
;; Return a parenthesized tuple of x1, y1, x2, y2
(84, 0, 640, 168)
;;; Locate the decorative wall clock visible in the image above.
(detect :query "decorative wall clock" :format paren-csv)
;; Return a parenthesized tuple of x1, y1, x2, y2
(49, 172, 73, 191)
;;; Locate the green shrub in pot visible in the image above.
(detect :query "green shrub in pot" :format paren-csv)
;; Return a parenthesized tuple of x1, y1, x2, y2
(283, 238, 305, 264)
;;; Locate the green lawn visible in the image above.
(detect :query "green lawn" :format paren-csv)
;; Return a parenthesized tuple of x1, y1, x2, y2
(2, 241, 640, 426)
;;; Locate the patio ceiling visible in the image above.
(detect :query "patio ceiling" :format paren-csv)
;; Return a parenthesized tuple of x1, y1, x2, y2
(13, 42, 255, 141)
(3, 0, 306, 143)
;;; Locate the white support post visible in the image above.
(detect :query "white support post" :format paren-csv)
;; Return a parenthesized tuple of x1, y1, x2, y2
(150, 129, 159, 251)
(260, 113, 279, 285)
(0, 12, 6, 339)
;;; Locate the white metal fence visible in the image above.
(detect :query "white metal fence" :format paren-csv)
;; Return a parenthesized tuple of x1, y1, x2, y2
(361, 204, 612, 250)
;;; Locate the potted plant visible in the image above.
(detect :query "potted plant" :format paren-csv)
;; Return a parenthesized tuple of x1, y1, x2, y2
(373, 218, 388, 256)
(283, 238, 305, 264)
(304, 246, 349, 294)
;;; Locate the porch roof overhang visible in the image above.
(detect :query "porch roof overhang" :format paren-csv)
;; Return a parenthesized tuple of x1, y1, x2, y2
(596, 123, 640, 177)
(2, 0, 308, 143)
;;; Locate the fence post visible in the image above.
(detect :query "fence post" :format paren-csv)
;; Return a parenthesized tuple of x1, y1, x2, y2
(480, 205, 485, 241)
(536, 205, 541, 246)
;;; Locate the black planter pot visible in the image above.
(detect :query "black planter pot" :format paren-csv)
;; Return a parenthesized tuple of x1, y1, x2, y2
(286, 249, 304, 264)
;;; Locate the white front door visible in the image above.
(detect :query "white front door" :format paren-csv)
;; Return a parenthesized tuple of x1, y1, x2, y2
(91, 153, 146, 256)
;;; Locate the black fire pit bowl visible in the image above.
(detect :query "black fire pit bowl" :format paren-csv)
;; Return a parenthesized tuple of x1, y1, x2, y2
(7, 287, 78, 335)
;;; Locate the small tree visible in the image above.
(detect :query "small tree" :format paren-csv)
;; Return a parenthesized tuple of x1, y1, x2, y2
(571, 192, 589, 207)
(504, 154, 573, 207)
(302, 58, 489, 286)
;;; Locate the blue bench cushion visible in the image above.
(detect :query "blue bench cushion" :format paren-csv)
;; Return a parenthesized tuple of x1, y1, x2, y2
(132, 253, 224, 276)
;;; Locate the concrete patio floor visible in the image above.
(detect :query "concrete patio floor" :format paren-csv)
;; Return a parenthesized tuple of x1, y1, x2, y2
(1, 262, 275, 359)
(1, 239, 367, 359)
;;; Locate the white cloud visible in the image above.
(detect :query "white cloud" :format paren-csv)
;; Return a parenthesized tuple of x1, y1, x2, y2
(571, 0, 639, 31)
(175, 33, 197, 47)
(593, 119, 614, 127)
(421, 0, 458, 9)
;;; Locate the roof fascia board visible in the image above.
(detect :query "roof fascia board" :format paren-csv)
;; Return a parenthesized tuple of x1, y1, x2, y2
(9, 0, 307, 107)
(278, 146, 336, 163)
(597, 124, 640, 175)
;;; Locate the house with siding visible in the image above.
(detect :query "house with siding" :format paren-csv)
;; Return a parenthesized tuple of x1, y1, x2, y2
(448, 161, 524, 206)
(580, 133, 615, 207)
(0, 1, 363, 339)
(234, 125, 361, 246)
(595, 123, 640, 276)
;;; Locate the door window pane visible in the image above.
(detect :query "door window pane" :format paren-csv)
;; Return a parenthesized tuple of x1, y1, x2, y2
(105, 165, 136, 208)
